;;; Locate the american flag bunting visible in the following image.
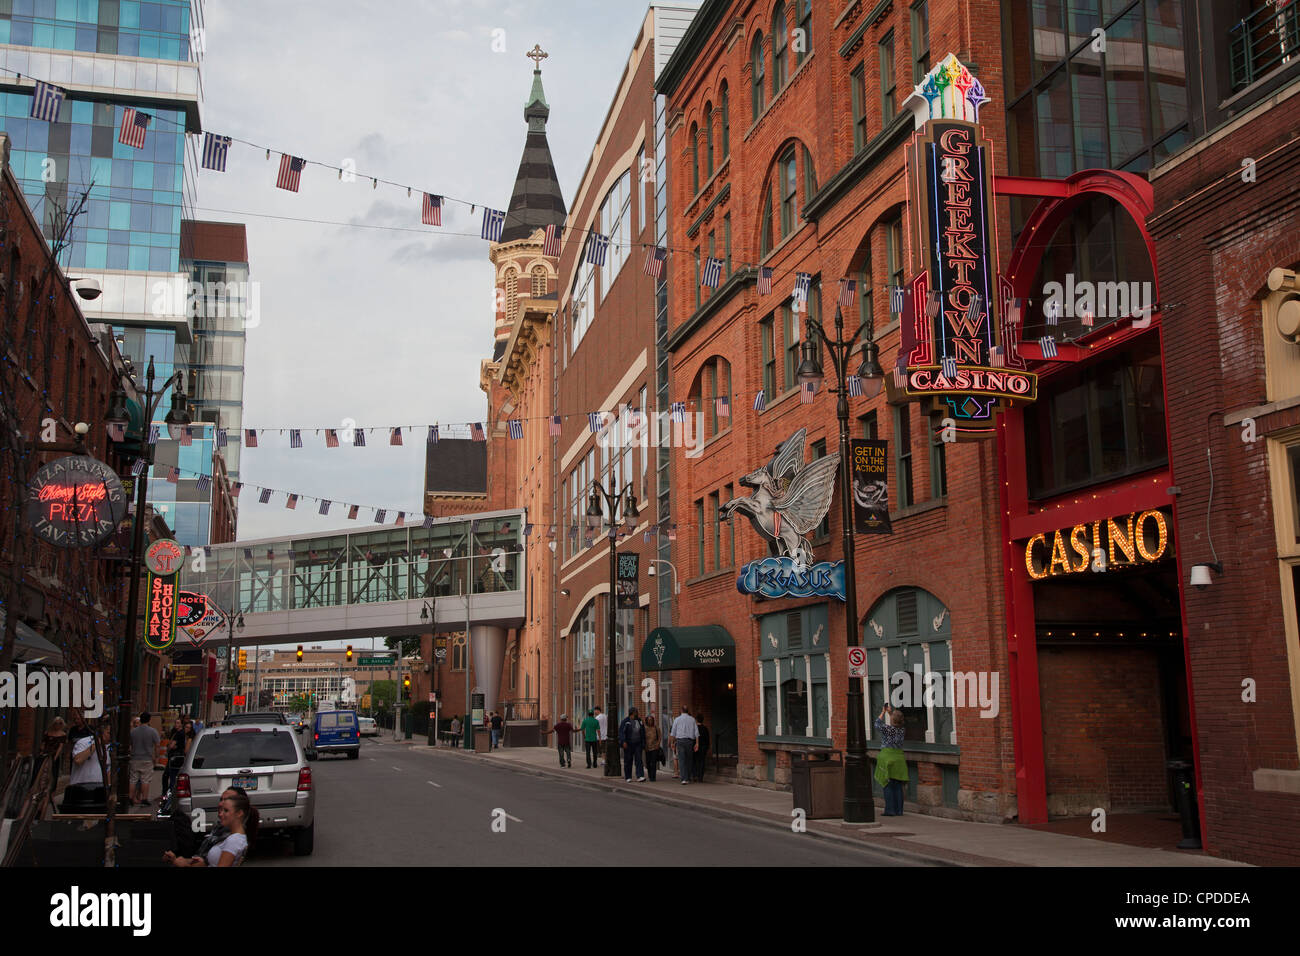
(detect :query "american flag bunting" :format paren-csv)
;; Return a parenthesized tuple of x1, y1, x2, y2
(276, 155, 305, 192)
(422, 193, 442, 226)
(716, 395, 730, 418)
(107, 422, 125, 442)
(1045, 298, 1061, 325)
(245, 429, 258, 448)
(470, 422, 485, 441)
(348, 505, 359, 520)
(286, 494, 298, 510)
(390, 427, 403, 446)
(325, 429, 339, 448)
(543, 223, 561, 257)
(989, 346, 1005, 368)
(118, 107, 150, 148)
(201, 132, 231, 172)
(29, 80, 65, 122)
(800, 381, 815, 404)
(232, 482, 242, 497)
(757, 266, 773, 296)
(643, 246, 666, 278)
(549, 415, 562, 436)
(396, 512, 405, 527)
(179, 426, 192, 446)
(1081, 308, 1094, 328)
(838, 279, 857, 310)
(166, 467, 179, 484)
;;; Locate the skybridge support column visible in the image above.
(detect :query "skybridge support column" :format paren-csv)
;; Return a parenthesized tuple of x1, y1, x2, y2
(470, 625, 508, 715)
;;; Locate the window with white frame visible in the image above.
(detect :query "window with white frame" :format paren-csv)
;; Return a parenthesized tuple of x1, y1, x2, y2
(863, 587, 955, 749)
(758, 604, 831, 741)
(599, 170, 632, 300)
(571, 257, 595, 353)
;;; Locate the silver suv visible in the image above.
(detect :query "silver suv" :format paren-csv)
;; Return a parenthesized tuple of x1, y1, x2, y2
(177, 723, 316, 856)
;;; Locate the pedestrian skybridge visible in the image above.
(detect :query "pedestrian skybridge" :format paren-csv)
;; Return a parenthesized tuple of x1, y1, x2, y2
(176, 509, 526, 646)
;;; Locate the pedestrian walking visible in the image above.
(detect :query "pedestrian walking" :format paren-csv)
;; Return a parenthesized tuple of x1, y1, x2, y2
(546, 715, 576, 767)
(643, 715, 662, 782)
(619, 707, 647, 781)
(874, 705, 908, 816)
(667, 706, 698, 784)
(580, 709, 601, 768)
(450, 715, 462, 747)
(693, 720, 711, 782)
(61, 721, 110, 813)
(129, 711, 161, 806)
(490, 711, 504, 750)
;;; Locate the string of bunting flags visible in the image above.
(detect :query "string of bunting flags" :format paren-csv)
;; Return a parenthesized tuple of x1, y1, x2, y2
(12, 65, 1089, 337)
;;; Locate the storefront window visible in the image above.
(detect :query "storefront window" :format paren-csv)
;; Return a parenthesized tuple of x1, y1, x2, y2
(759, 605, 831, 741)
(863, 588, 956, 749)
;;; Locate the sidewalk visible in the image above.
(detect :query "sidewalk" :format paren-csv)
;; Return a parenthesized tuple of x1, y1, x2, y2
(398, 739, 1248, 867)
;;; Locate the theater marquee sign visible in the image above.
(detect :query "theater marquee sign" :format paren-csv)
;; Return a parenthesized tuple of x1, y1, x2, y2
(889, 54, 1037, 438)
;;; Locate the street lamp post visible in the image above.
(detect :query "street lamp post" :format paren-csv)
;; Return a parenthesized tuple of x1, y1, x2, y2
(796, 305, 885, 823)
(104, 356, 190, 814)
(224, 610, 244, 712)
(586, 475, 639, 777)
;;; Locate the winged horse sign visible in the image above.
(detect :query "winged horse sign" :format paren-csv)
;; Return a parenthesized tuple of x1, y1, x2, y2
(720, 428, 847, 601)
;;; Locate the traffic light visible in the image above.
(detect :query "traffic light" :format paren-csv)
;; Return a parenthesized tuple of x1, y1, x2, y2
(297, 645, 303, 662)
(237, 649, 247, 669)
(346, 645, 353, 662)
(403, 674, 411, 695)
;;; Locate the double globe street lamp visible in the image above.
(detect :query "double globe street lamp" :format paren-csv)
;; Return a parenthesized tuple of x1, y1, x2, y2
(796, 304, 885, 823)
(585, 475, 638, 777)
(104, 356, 191, 811)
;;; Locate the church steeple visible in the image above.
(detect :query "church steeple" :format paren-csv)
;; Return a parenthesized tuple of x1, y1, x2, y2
(499, 45, 566, 244)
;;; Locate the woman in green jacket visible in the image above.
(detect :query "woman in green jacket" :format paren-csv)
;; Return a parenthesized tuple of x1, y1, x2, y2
(873, 705, 908, 816)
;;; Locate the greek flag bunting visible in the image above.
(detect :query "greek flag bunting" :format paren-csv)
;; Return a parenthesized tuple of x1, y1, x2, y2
(428, 425, 439, 444)
(320, 499, 331, 516)
(423, 515, 435, 529)
(793, 272, 812, 302)
(890, 286, 906, 315)
(131, 459, 145, 477)
(701, 256, 722, 288)
(942, 356, 958, 379)
(671, 402, 686, 423)
(259, 488, 272, 504)
(588, 412, 603, 434)
(216, 427, 228, 448)
(148, 425, 160, 445)
(585, 232, 610, 266)
(196, 474, 211, 494)
(753, 390, 766, 412)
(1039, 336, 1058, 359)
(508, 419, 523, 440)
(29, 80, 65, 122)
(354, 429, 366, 447)
(289, 429, 302, 448)
(375, 509, 386, 524)
(481, 207, 506, 241)
(847, 376, 864, 397)
(966, 294, 982, 326)
(201, 132, 231, 172)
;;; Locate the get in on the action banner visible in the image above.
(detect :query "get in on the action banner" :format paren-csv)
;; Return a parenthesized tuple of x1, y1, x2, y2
(851, 439, 891, 535)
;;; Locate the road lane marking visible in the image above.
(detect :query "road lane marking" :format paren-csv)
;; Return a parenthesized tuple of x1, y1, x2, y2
(427, 780, 442, 788)
(392, 766, 403, 771)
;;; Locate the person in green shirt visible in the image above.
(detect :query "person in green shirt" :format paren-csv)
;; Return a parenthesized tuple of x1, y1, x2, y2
(580, 710, 601, 769)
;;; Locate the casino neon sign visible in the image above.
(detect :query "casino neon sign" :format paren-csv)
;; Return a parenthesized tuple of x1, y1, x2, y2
(1024, 509, 1171, 580)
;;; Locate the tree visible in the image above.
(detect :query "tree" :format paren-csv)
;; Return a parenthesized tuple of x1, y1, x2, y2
(369, 679, 397, 712)
(385, 636, 421, 658)
(287, 693, 312, 715)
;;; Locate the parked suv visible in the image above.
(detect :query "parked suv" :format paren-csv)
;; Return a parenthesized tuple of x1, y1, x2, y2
(176, 723, 315, 855)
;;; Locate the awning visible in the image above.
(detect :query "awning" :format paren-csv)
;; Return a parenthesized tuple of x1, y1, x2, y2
(641, 625, 735, 671)
(0, 611, 66, 668)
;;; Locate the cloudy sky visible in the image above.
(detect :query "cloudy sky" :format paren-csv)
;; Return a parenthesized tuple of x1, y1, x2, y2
(197, 0, 680, 542)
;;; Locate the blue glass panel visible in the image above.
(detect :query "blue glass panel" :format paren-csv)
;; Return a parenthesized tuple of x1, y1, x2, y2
(85, 227, 107, 242)
(55, 0, 75, 16)
(138, 33, 156, 57)
(74, 25, 94, 50)
(138, 0, 158, 29)
(89, 155, 112, 186)
(10, 19, 32, 43)
(131, 161, 152, 188)
(86, 199, 108, 228)
(32, 22, 53, 45)
(128, 245, 149, 270)
(117, 31, 136, 55)
(34, 0, 53, 16)
(0, 21, 11, 42)
(152, 246, 173, 271)
(106, 244, 127, 268)
(15, 0, 35, 17)
(108, 202, 130, 229)
(70, 123, 91, 153)
(120, 0, 138, 28)
(129, 201, 150, 230)
(159, 35, 176, 59)
(70, 100, 92, 125)
(77, 0, 96, 20)
(160, 2, 178, 33)
(171, 206, 180, 232)
(110, 161, 132, 188)
(84, 242, 107, 269)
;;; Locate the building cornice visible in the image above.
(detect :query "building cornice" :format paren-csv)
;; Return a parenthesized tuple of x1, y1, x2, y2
(667, 267, 750, 353)
(804, 110, 912, 222)
(498, 299, 557, 400)
(656, 0, 728, 98)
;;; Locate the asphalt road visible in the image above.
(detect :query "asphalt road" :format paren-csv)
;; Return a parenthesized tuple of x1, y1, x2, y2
(253, 736, 926, 867)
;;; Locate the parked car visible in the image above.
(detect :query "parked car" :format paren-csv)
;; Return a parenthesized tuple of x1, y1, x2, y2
(357, 716, 378, 737)
(306, 710, 361, 760)
(176, 723, 315, 856)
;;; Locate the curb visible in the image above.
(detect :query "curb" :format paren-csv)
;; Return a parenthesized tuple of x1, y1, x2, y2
(407, 743, 980, 867)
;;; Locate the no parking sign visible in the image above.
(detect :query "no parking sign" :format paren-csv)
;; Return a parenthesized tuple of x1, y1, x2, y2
(848, 646, 867, 678)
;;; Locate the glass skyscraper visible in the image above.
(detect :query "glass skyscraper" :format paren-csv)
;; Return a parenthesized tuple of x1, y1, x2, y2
(0, 1, 237, 547)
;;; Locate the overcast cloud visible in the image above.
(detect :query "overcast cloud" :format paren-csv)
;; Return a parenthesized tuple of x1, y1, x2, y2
(197, 1, 665, 542)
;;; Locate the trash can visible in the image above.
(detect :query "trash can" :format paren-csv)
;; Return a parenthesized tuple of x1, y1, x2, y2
(474, 727, 491, 753)
(790, 750, 844, 819)
(1167, 759, 1202, 849)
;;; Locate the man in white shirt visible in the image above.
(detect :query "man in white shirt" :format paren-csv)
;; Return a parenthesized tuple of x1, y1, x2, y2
(667, 706, 699, 784)
(595, 707, 607, 741)
(62, 722, 108, 812)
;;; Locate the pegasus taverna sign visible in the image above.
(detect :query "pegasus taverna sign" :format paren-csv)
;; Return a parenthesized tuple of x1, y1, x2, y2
(722, 428, 846, 601)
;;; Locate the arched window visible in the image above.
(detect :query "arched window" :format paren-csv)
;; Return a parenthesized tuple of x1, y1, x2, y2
(720, 83, 730, 159)
(863, 588, 956, 748)
(504, 267, 518, 325)
(751, 34, 766, 119)
(451, 634, 467, 672)
(779, 146, 798, 237)
(690, 122, 700, 194)
(803, 144, 817, 198)
(531, 265, 547, 296)
(691, 356, 732, 439)
(509, 645, 519, 690)
(856, 239, 874, 336)
(795, 0, 812, 65)
(772, 3, 788, 93)
(761, 189, 774, 257)
(705, 102, 715, 178)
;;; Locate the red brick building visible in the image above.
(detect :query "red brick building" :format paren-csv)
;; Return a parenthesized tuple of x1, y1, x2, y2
(1145, 18, 1300, 863)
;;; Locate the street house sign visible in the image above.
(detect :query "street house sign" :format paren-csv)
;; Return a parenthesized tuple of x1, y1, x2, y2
(25, 455, 128, 548)
(889, 54, 1037, 439)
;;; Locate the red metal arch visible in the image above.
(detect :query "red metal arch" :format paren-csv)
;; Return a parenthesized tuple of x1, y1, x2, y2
(999, 170, 1158, 304)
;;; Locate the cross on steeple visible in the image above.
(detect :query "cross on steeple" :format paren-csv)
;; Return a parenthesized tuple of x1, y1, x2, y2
(526, 44, 548, 70)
